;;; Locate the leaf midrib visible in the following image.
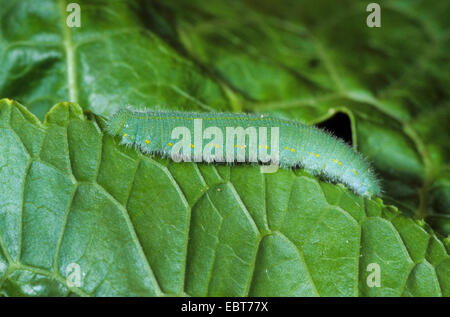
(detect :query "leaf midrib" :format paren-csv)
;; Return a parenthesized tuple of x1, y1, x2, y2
(59, 0, 78, 103)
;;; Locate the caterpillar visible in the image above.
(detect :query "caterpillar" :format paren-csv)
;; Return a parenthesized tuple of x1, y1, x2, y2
(106, 108, 381, 198)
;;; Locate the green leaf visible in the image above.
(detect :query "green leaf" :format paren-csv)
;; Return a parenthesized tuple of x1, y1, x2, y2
(0, 0, 230, 119)
(0, 99, 448, 296)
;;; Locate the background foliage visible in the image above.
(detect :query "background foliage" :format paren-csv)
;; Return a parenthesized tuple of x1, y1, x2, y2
(0, 0, 448, 296)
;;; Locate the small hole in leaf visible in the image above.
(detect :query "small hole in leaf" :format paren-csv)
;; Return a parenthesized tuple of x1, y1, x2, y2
(316, 112, 353, 146)
(308, 58, 320, 68)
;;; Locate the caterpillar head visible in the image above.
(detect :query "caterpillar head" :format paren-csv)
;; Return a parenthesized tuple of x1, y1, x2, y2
(359, 177, 382, 198)
(106, 109, 130, 135)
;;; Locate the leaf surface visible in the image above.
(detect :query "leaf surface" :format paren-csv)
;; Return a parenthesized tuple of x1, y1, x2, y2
(0, 99, 448, 296)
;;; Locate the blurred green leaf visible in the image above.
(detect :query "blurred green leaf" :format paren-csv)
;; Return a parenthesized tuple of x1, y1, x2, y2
(0, 99, 448, 296)
(0, 0, 230, 119)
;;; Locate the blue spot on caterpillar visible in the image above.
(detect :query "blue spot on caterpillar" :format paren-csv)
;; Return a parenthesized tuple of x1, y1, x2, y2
(106, 108, 381, 198)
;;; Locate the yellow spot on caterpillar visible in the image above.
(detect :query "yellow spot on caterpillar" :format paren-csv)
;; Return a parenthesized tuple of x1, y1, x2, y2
(316, 153, 320, 158)
(123, 133, 127, 137)
(264, 145, 269, 149)
(168, 143, 173, 147)
(145, 140, 150, 144)
(333, 159, 338, 163)
(235, 144, 238, 148)
(215, 144, 219, 148)
(354, 170, 358, 175)
(191, 144, 195, 148)
(284, 146, 289, 150)
(309, 152, 313, 155)
(290, 148, 295, 152)
(338, 161, 342, 166)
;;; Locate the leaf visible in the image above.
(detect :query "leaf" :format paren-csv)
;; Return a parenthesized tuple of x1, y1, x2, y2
(0, 0, 231, 119)
(0, 99, 448, 296)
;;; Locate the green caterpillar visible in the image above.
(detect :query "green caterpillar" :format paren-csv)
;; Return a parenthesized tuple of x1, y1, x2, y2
(106, 108, 381, 198)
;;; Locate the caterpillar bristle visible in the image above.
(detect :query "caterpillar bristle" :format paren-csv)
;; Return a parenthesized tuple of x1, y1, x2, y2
(107, 108, 381, 198)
